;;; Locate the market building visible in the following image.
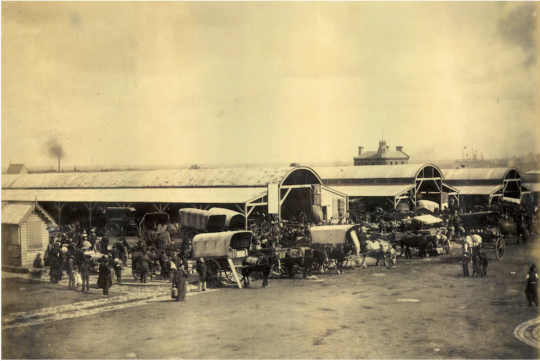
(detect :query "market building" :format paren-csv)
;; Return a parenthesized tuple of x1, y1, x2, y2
(1, 166, 347, 228)
(314, 163, 459, 213)
(442, 168, 533, 211)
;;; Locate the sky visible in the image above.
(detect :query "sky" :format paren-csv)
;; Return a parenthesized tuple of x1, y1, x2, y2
(2, 2, 539, 169)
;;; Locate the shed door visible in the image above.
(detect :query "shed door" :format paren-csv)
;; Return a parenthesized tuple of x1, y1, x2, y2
(27, 220, 43, 251)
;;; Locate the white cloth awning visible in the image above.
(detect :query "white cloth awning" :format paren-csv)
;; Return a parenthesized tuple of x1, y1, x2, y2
(2, 187, 267, 205)
(455, 185, 503, 196)
(329, 184, 414, 197)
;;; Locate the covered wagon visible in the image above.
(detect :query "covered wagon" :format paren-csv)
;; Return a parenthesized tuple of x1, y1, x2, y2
(191, 231, 253, 288)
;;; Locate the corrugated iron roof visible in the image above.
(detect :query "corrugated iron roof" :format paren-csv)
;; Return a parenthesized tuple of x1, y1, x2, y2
(2, 187, 267, 204)
(442, 168, 520, 181)
(315, 164, 439, 180)
(524, 183, 540, 192)
(455, 185, 503, 195)
(1, 202, 56, 225)
(329, 184, 415, 197)
(2, 166, 319, 189)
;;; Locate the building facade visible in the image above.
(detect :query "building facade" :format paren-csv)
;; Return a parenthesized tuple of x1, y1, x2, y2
(353, 141, 409, 166)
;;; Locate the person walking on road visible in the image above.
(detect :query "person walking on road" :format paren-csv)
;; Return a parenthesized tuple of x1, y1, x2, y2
(171, 264, 188, 301)
(139, 251, 150, 283)
(66, 255, 76, 289)
(461, 253, 470, 277)
(80, 256, 91, 293)
(99, 256, 112, 296)
(525, 264, 539, 307)
(113, 257, 122, 285)
(196, 258, 207, 292)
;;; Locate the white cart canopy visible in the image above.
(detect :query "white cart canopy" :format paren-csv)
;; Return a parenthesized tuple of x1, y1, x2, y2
(412, 215, 443, 224)
(192, 231, 252, 258)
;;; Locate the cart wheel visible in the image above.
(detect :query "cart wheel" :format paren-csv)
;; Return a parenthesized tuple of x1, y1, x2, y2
(325, 258, 337, 270)
(105, 223, 119, 237)
(205, 259, 222, 287)
(224, 268, 240, 284)
(260, 221, 271, 236)
(384, 255, 395, 268)
(270, 261, 284, 278)
(495, 237, 505, 260)
(352, 254, 366, 270)
(132, 269, 140, 281)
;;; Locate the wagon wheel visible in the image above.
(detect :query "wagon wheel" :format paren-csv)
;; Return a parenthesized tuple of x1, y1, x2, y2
(351, 254, 366, 269)
(384, 255, 395, 268)
(105, 222, 120, 237)
(250, 224, 260, 237)
(495, 237, 505, 260)
(325, 258, 337, 270)
(270, 260, 284, 278)
(260, 221, 271, 236)
(224, 267, 240, 284)
(205, 259, 222, 287)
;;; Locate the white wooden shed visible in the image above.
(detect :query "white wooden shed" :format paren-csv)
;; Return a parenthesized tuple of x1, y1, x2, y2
(2, 202, 56, 268)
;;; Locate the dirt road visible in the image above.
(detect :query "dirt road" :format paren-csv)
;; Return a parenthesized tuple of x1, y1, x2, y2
(2, 238, 539, 359)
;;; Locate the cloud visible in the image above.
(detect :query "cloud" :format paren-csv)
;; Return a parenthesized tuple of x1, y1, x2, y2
(497, 2, 538, 68)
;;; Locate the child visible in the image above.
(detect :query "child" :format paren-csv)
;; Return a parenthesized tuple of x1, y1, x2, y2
(114, 257, 122, 285)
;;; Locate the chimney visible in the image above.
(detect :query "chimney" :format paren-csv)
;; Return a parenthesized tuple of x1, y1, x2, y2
(396, 146, 403, 152)
(358, 147, 364, 155)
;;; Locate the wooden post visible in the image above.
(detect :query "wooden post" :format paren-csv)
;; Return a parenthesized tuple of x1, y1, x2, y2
(227, 259, 243, 289)
(54, 202, 65, 226)
(244, 203, 248, 230)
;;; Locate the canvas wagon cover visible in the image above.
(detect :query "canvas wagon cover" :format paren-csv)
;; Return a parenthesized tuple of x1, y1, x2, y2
(416, 200, 440, 213)
(310, 225, 357, 245)
(192, 231, 252, 258)
(179, 208, 226, 231)
(413, 215, 443, 224)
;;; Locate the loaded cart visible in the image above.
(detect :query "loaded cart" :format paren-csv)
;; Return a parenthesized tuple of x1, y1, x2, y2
(461, 211, 506, 260)
(191, 231, 253, 288)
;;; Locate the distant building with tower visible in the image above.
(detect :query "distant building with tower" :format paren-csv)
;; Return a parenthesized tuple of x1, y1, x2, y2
(353, 140, 409, 166)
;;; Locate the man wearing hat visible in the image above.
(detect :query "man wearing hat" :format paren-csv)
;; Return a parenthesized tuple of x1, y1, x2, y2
(99, 255, 112, 295)
(88, 228, 97, 250)
(196, 258, 207, 292)
(66, 254, 76, 290)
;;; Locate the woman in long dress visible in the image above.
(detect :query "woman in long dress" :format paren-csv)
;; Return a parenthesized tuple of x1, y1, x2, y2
(172, 265, 187, 301)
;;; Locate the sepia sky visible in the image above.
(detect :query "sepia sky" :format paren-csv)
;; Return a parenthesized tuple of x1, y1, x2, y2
(2, 2, 539, 169)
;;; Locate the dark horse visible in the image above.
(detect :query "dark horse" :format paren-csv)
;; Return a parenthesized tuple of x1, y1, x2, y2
(399, 233, 437, 258)
(326, 243, 357, 274)
(283, 248, 328, 278)
(241, 254, 279, 288)
(301, 248, 329, 278)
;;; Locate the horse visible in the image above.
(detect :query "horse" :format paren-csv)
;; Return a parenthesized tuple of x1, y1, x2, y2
(326, 243, 357, 274)
(303, 248, 329, 277)
(359, 238, 396, 267)
(241, 254, 279, 288)
(283, 248, 307, 278)
(398, 233, 437, 258)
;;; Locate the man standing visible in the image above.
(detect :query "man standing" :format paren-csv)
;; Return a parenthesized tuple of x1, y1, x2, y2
(80, 256, 91, 293)
(66, 255, 76, 290)
(196, 258, 207, 292)
(461, 252, 470, 277)
(525, 264, 538, 307)
(99, 256, 112, 296)
(139, 251, 150, 283)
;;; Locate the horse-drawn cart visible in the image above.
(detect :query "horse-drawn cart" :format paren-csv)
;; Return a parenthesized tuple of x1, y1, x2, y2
(461, 211, 506, 260)
(191, 231, 252, 288)
(310, 225, 364, 272)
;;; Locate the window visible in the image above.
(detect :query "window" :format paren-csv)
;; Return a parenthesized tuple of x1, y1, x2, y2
(401, 161, 404, 164)
(27, 220, 42, 250)
(371, 162, 374, 165)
